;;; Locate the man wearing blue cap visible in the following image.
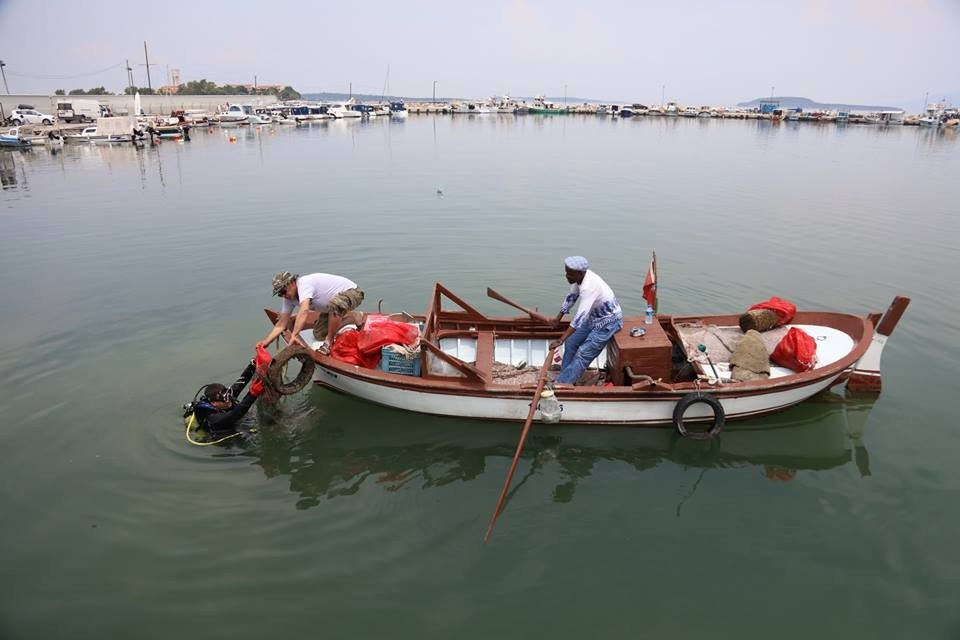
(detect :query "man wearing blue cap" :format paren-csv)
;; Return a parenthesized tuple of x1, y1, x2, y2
(548, 256, 623, 385)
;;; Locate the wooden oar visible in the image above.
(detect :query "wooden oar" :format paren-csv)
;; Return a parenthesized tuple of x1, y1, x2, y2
(483, 345, 557, 543)
(487, 287, 552, 324)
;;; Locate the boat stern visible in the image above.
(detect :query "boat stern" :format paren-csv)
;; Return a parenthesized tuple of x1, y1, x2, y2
(847, 296, 910, 393)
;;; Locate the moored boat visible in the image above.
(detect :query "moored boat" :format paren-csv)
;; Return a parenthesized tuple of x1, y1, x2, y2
(528, 96, 567, 114)
(264, 284, 909, 432)
(214, 104, 249, 124)
(329, 101, 362, 118)
(0, 126, 32, 148)
(450, 102, 494, 114)
(65, 117, 135, 144)
(492, 96, 519, 114)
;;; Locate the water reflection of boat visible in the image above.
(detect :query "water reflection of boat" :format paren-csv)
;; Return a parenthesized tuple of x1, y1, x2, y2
(250, 392, 876, 509)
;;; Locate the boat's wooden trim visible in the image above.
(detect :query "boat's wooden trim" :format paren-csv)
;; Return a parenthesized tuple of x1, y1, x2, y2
(876, 296, 910, 336)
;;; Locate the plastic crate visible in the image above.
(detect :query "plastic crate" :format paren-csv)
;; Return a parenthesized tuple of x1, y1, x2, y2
(380, 347, 421, 376)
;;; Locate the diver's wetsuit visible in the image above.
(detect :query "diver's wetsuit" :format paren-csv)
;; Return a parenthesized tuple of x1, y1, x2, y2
(193, 363, 258, 437)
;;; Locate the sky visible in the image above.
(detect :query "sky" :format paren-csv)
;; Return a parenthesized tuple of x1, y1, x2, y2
(0, 0, 957, 108)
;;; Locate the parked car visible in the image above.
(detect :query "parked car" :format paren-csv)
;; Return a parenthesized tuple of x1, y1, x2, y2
(10, 108, 56, 126)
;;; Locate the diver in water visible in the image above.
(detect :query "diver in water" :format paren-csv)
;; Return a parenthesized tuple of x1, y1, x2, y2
(184, 358, 267, 445)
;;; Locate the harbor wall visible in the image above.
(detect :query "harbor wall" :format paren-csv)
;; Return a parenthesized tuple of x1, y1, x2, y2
(0, 94, 279, 117)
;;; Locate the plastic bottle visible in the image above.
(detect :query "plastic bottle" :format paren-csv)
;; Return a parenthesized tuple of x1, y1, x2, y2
(645, 303, 654, 325)
(539, 389, 562, 423)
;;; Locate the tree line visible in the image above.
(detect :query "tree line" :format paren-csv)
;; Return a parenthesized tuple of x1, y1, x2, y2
(54, 87, 110, 96)
(54, 81, 301, 100)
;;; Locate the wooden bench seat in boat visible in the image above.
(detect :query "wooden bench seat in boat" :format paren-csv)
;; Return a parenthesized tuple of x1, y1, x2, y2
(432, 334, 608, 381)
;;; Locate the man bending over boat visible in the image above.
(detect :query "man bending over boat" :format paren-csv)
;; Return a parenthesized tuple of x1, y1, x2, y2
(258, 272, 365, 353)
(548, 256, 623, 385)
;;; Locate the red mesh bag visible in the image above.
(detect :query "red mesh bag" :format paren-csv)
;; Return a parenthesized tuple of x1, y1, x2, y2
(254, 345, 273, 377)
(331, 330, 381, 368)
(356, 320, 418, 355)
(748, 296, 797, 326)
(771, 327, 817, 372)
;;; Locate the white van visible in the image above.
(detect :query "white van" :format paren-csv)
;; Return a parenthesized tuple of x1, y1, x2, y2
(56, 99, 104, 123)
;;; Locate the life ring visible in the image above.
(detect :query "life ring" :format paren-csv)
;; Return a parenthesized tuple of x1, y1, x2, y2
(266, 345, 316, 395)
(672, 392, 724, 439)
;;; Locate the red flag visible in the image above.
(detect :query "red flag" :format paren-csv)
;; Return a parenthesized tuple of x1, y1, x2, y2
(643, 255, 657, 307)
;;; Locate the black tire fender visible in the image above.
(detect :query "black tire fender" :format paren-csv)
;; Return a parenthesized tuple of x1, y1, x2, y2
(266, 345, 316, 395)
(672, 392, 724, 439)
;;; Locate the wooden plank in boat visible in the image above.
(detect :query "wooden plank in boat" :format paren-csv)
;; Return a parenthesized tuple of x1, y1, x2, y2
(475, 331, 494, 378)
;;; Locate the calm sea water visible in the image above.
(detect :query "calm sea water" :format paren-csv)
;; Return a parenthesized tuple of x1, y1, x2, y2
(1, 116, 958, 639)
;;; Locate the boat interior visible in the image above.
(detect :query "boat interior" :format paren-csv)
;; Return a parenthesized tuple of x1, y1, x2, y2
(283, 283, 867, 390)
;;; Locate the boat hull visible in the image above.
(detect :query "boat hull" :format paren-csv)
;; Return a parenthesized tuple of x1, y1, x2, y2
(0, 138, 31, 148)
(312, 363, 844, 426)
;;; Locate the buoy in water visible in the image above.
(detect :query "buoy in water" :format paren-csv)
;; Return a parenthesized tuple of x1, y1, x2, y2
(229, 136, 237, 143)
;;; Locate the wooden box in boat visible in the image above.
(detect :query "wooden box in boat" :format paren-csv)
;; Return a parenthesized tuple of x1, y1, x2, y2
(608, 318, 673, 385)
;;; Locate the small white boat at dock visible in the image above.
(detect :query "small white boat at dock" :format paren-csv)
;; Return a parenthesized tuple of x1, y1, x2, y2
(213, 104, 249, 125)
(0, 126, 32, 148)
(329, 100, 362, 119)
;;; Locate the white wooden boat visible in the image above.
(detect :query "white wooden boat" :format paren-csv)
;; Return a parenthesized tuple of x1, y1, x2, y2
(64, 126, 132, 144)
(265, 284, 909, 434)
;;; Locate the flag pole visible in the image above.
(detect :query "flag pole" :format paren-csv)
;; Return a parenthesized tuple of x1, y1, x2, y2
(653, 250, 658, 314)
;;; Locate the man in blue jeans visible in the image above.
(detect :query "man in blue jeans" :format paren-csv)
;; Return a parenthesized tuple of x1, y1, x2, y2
(548, 256, 623, 385)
